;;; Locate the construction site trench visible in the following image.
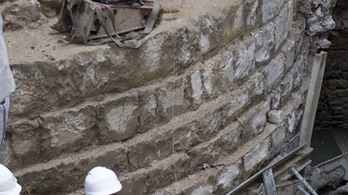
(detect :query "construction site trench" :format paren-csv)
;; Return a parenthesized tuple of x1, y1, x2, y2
(1, 0, 346, 194)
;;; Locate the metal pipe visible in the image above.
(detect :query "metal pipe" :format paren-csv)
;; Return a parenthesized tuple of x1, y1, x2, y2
(290, 167, 318, 195)
(297, 185, 310, 195)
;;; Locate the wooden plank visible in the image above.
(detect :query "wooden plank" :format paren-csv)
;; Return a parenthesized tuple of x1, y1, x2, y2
(280, 160, 312, 182)
(225, 145, 305, 195)
(281, 133, 300, 155)
(276, 180, 302, 195)
(299, 51, 328, 147)
(263, 168, 277, 195)
(273, 147, 313, 182)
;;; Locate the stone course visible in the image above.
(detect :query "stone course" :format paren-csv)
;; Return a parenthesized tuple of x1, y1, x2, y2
(0, 0, 320, 194)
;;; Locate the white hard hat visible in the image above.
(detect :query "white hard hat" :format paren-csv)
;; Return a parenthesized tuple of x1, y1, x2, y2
(0, 164, 21, 195)
(85, 166, 122, 195)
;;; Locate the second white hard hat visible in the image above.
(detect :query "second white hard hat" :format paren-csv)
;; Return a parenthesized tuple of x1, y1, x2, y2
(85, 166, 122, 195)
(0, 164, 21, 195)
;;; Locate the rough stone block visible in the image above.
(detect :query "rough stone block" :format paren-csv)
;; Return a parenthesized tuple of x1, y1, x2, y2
(99, 96, 139, 143)
(216, 162, 242, 193)
(157, 78, 190, 121)
(271, 123, 287, 154)
(196, 15, 222, 56)
(38, 104, 99, 159)
(234, 35, 256, 83)
(243, 138, 270, 173)
(263, 53, 286, 91)
(37, 0, 62, 17)
(174, 111, 222, 152)
(1, 0, 45, 30)
(267, 110, 284, 124)
(0, 139, 13, 166)
(191, 185, 215, 195)
(274, 1, 294, 50)
(151, 168, 221, 195)
(221, 89, 251, 127)
(238, 99, 271, 141)
(187, 122, 242, 173)
(127, 132, 173, 171)
(246, 72, 266, 101)
(281, 38, 296, 72)
(138, 92, 159, 133)
(222, 2, 245, 40)
(190, 69, 204, 105)
(8, 119, 41, 167)
(245, 0, 260, 28)
(16, 143, 127, 195)
(254, 22, 275, 63)
(11, 47, 113, 119)
(261, 0, 285, 23)
(121, 153, 190, 194)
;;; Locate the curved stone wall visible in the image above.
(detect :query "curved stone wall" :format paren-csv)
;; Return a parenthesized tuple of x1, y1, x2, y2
(0, 0, 319, 194)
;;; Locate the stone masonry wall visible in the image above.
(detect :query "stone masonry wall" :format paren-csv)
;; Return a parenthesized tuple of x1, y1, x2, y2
(315, 0, 348, 130)
(0, 0, 318, 194)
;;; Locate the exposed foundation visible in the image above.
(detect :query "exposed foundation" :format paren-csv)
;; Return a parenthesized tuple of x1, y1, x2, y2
(0, 0, 338, 194)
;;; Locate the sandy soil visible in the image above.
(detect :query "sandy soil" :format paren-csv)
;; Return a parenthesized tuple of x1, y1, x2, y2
(3, 0, 235, 65)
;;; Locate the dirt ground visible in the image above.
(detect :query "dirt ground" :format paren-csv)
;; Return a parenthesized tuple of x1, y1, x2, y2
(3, 0, 234, 65)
